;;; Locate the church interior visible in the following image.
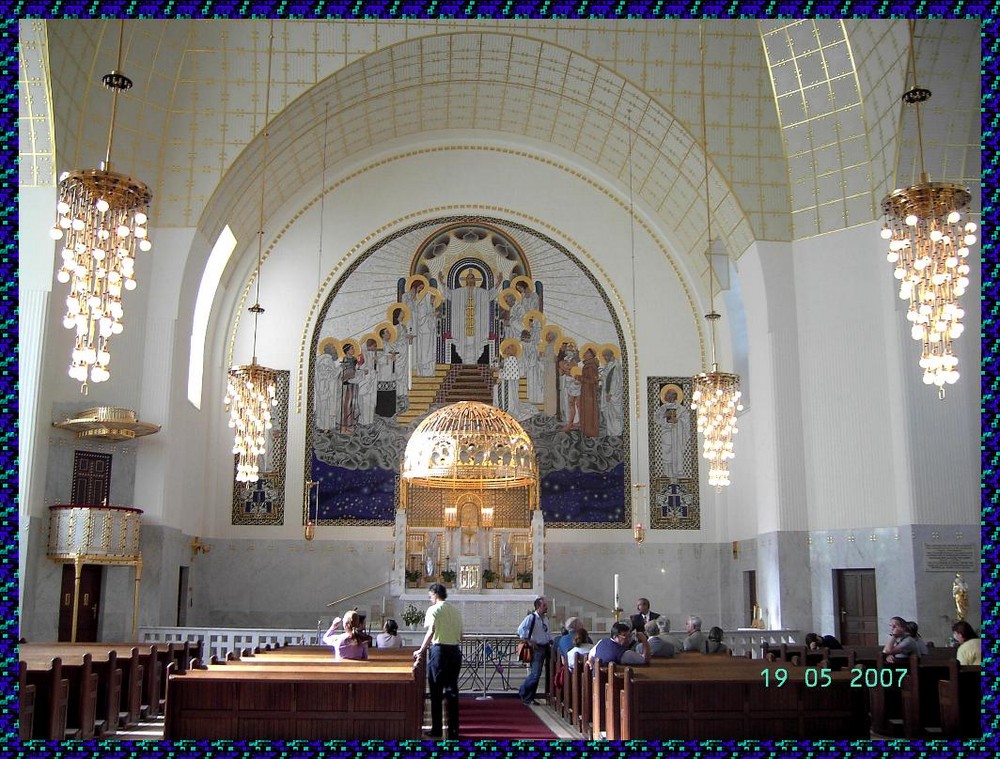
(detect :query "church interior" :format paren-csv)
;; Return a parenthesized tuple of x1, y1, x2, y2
(18, 18, 982, 740)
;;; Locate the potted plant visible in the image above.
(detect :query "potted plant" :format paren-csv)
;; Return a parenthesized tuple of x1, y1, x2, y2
(516, 570, 533, 589)
(482, 568, 498, 589)
(402, 603, 424, 629)
(405, 569, 420, 587)
(440, 569, 456, 586)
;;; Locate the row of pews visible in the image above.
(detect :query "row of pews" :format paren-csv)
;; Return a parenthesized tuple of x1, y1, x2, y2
(545, 642, 980, 740)
(164, 644, 426, 740)
(18, 641, 197, 740)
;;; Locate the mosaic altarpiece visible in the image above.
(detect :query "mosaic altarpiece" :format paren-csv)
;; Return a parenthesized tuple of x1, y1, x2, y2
(307, 217, 630, 528)
(231, 371, 289, 525)
(647, 376, 700, 530)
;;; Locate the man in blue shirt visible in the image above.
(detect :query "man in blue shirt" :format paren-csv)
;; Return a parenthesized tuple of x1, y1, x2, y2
(517, 597, 553, 705)
(589, 622, 651, 666)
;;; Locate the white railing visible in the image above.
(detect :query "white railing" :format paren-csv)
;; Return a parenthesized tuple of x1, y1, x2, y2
(139, 626, 320, 661)
(729, 628, 801, 658)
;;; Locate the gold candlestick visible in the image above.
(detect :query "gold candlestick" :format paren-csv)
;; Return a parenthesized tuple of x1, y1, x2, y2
(612, 607, 623, 623)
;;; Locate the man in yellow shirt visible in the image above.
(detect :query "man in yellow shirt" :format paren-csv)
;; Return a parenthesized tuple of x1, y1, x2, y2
(414, 583, 464, 738)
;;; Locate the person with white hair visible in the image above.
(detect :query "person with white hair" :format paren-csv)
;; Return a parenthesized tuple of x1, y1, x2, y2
(682, 614, 707, 652)
(641, 620, 676, 658)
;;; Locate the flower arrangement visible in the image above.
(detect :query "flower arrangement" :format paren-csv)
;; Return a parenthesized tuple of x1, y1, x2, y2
(404, 569, 420, 584)
(482, 568, 498, 584)
(402, 603, 424, 627)
(516, 571, 533, 587)
(440, 569, 457, 584)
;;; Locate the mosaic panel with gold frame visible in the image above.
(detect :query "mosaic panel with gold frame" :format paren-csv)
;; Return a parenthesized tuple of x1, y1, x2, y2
(647, 376, 700, 530)
(232, 370, 289, 525)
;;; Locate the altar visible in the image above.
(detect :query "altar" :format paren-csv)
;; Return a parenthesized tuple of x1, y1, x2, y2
(392, 401, 543, 616)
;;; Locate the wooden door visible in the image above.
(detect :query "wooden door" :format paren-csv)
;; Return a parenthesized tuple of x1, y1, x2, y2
(72, 451, 111, 506)
(58, 564, 102, 642)
(834, 568, 878, 646)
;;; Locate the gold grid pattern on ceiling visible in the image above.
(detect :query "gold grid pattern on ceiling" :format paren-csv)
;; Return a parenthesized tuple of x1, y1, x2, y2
(405, 486, 530, 529)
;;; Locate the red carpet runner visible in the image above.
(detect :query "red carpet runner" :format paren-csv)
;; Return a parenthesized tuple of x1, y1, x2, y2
(457, 695, 557, 739)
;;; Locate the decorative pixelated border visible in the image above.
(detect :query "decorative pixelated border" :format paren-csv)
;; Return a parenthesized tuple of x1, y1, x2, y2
(5, 5, 995, 759)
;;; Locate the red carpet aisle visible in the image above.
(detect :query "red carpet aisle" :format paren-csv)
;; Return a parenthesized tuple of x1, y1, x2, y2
(457, 695, 558, 739)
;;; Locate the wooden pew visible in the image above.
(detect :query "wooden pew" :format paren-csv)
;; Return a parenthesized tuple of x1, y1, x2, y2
(618, 655, 868, 739)
(164, 657, 426, 739)
(18, 661, 36, 740)
(899, 654, 953, 738)
(22, 657, 70, 740)
(589, 660, 608, 739)
(938, 659, 980, 738)
(21, 652, 98, 739)
(568, 651, 586, 734)
(18, 641, 185, 729)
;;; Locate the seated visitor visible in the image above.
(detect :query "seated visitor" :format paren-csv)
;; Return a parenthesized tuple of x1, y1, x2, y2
(558, 617, 582, 657)
(805, 632, 843, 650)
(323, 609, 369, 660)
(376, 618, 404, 648)
(682, 614, 707, 652)
(642, 620, 676, 657)
(589, 622, 650, 666)
(906, 620, 929, 656)
(952, 621, 981, 665)
(882, 616, 918, 663)
(565, 626, 594, 669)
(703, 626, 728, 654)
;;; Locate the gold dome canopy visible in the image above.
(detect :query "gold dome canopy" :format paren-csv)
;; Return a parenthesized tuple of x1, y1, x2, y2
(401, 401, 537, 489)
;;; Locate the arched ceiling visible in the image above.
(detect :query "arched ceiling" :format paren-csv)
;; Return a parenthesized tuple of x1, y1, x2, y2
(23, 19, 981, 285)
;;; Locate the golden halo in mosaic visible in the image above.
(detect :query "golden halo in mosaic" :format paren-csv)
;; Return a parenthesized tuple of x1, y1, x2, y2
(660, 383, 684, 404)
(405, 273, 430, 299)
(386, 301, 411, 325)
(376, 322, 398, 343)
(511, 275, 534, 292)
(541, 324, 563, 345)
(499, 337, 523, 357)
(497, 286, 520, 311)
(522, 309, 544, 328)
(318, 337, 340, 357)
(599, 343, 621, 362)
(341, 338, 361, 357)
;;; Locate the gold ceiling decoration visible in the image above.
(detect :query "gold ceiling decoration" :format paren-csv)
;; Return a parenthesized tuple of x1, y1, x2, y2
(52, 406, 160, 441)
(400, 401, 538, 491)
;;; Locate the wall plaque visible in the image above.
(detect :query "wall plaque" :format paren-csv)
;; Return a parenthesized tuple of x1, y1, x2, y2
(922, 543, 978, 572)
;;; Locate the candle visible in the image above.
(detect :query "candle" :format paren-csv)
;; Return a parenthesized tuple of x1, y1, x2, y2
(382, 595, 386, 616)
(614, 574, 619, 609)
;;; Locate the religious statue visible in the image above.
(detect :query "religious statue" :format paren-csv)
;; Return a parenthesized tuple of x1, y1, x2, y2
(424, 533, 438, 578)
(952, 572, 968, 621)
(500, 535, 514, 579)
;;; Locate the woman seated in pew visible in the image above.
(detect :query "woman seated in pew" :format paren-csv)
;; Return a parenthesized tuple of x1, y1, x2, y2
(951, 621, 981, 665)
(882, 616, 918, 663)
(905, 620, 929, 656)
(376, 619, 404, 649)
(323, 610, 369, 660)
(703, 627, 729, 655)
(588, 622, 650, 666)
(565, 626, 594, 669)
(805, 632, 843, 651)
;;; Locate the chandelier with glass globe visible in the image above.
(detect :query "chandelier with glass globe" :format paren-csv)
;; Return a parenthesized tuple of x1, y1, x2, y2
(689, 24, 743, 489)
(879, 21, 976, 398)
(50, 22, 152, 391)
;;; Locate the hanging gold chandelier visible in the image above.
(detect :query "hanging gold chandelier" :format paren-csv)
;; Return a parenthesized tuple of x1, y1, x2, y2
(224, 23, 278, 483)
(50, 21, 152, 392)
(879, 21, 976, 398)
(690, 24, 743, 489)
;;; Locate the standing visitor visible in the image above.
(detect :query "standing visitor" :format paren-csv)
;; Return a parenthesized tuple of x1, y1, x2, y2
(413, 583, 463, 739)
(517, 596, 554, 705)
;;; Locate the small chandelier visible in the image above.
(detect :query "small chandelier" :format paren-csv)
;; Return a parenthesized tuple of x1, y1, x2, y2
(879, 21, 976, 398)
(224, 23, 279, 483)
(50, 21, 152, 392)
(690, 24, 743, 489)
